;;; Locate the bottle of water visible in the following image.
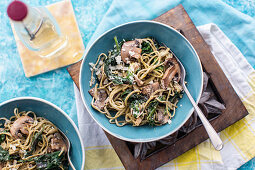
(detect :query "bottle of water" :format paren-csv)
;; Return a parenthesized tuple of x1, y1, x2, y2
(7, 0, 68, 58)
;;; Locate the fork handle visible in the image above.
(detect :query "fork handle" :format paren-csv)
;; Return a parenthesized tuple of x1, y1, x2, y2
(183, 85, 224, 151)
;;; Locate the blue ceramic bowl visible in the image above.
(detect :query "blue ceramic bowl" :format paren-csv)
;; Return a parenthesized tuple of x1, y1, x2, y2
(80, 20, 203, 142)
(0, 97, 85, 170)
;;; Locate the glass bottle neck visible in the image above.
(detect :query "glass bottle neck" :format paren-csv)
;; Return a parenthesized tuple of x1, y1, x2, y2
(21, 6, 44, 37)
(11, 4, 67, 55)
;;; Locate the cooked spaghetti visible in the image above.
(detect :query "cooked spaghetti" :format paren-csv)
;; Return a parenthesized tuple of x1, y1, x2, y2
(89, 37, 183, 126)
(0, 108, 68, 170)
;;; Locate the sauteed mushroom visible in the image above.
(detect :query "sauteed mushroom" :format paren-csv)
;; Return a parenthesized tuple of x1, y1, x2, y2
(49, 133, 67, 153)
(161, 56, 181, 88)
(89, 88, 108, 110)
(142, 82, 160, 96)
(10, 116, 34, 138)
(121, 40, 142, 63)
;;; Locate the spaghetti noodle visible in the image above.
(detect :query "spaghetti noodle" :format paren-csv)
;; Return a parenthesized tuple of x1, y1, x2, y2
(89, 37, 183, 126)
(0, 108, 68, 170)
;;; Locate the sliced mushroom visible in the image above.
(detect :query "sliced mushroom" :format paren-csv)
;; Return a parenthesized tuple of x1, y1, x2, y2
(161, 61, 181, 89)
(88, 88, 95, 97)
(121, 40, 142, 63)
(157, 108, 169, 124)
(141, 82, 159, 96)
(49, 133, 67, 153)
(164, 57, 181, 82)
(162, 65, 175, 87)
(93, 89, 108, 110)
(10, 116, 34, 138)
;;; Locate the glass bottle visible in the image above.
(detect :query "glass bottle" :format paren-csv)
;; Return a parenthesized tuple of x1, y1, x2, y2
(7, 0, 68, 58)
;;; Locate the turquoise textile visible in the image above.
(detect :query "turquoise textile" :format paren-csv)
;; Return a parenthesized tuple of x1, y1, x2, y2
(0, 0, 254, 168)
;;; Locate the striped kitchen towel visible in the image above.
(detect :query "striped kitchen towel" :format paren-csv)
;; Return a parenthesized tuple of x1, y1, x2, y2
(74, 23, 255, 169)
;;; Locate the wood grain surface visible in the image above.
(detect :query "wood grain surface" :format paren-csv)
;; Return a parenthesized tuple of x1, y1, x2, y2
(67, 4, 249, 170)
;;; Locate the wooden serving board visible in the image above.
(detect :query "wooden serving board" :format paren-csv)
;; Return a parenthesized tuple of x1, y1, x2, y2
(67, 4, 249, 170)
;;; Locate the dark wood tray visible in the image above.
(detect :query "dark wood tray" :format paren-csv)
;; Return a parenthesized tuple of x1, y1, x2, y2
(67, 4, 248, 170)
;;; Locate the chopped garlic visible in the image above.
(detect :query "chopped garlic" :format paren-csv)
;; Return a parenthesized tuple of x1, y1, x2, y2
(133, 111, 139, 115)
(89, 63, 95, 67)
(115, 55, 122, 64)
(95, 69, 101, 75)
(10, 144, 16, 151)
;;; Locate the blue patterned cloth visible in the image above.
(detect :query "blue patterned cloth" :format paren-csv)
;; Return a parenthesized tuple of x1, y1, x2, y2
(0, 0, 113, 125)
(0, 0, 254, 168)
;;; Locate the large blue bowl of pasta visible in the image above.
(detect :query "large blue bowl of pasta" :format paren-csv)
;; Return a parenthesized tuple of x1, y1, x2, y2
(0, 97, 85, 170)
(80, 20, 203, 142)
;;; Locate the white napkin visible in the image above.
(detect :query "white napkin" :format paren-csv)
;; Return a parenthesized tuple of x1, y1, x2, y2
(74, 23, 255, 170)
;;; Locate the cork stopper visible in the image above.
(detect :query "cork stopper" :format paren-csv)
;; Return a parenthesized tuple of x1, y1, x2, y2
(7, 1, 28, 21)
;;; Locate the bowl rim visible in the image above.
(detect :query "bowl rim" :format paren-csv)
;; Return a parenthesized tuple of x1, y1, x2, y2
(0, 97, 85, 170)
(79, 20, 203, 143)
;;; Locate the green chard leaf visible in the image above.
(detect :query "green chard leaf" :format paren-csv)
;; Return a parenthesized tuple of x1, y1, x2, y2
(121, 89, 132, 100)
(24, 151, 67, 170)
(104, 56, 133, 85)
(147, 99, 159, 125)
(25, 127, 44, 157)
(0, 146, 10, 162)
(0, 132, 6, 144)
(141, 41, 153, 54)
(158, 95, 166, 101)
(0, 146, 20, 162)
(141, 38, 160, 54)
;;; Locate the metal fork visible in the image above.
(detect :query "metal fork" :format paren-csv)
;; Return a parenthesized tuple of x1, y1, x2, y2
(59, 129, 76, 169)
(170, 49, 224, 151)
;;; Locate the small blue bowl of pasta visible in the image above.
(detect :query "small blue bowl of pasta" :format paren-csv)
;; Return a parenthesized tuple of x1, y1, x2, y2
(80, 20, 203, 142)
(0, 97, 85, 170)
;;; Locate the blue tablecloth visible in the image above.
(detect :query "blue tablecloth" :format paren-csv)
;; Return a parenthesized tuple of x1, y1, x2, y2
(0, 0, 254, 169)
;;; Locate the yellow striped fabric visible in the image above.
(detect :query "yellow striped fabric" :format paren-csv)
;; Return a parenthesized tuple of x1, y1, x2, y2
(77, 24, 255, 170)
